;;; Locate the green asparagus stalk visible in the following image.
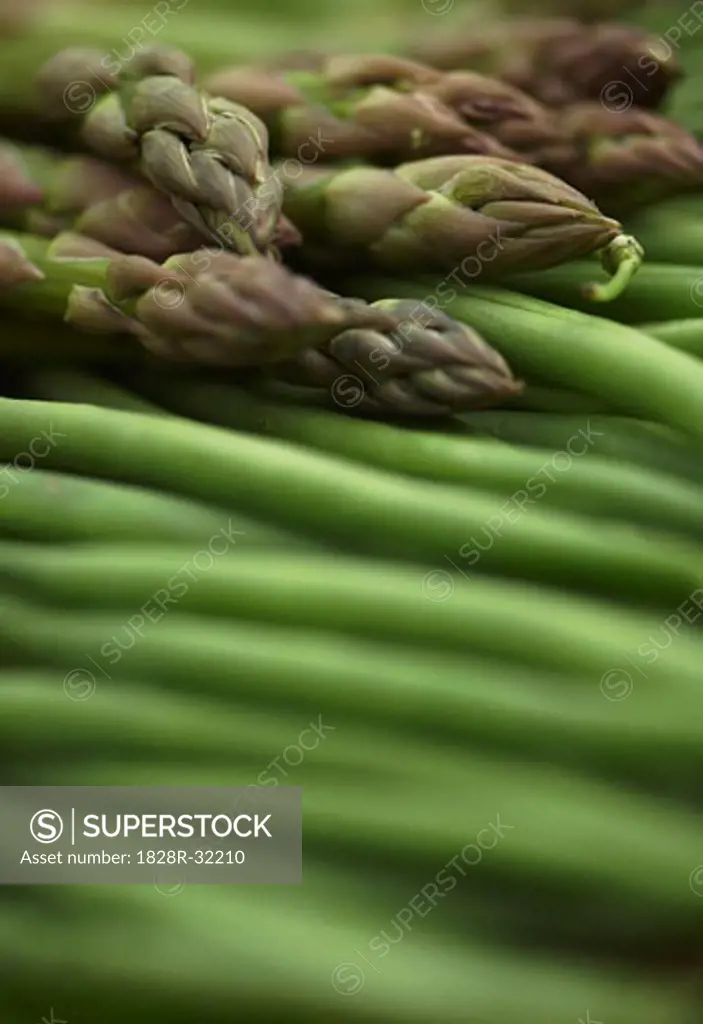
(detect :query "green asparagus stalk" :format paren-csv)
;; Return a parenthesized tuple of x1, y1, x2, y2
(205, 54, 559, 163)
(539, 105, 703, 215)
(280, 155, 642, 297)
(623, 196, 703, 264)
(261, 298, 522, 417)
(37, 45, 284, 255)
(406, 17, 681, 111)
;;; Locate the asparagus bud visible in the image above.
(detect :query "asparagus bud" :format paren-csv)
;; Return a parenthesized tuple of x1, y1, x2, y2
(0, 230, 403, 368)
(268, 298, 523, 417)
(541, 104, 703, 214)
(408, 18, 681, 111)
(38, 45, 284, 255)
(280, 155, 641, 297)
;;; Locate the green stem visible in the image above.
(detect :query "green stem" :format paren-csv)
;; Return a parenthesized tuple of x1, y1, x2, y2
(501, 262, 703, 323)
(124, 371, 703, 545)
(638, 318, 703, 358)
(22, 366, 165, 412)
(347, 276, 703, 438)
(1, 395, 702, 607)
(584, 235, 643, 302)
(503, 384, 613, 414)
(0, 466, 298, 548)
(0, 230, 109, 317)
(624, 197, 703, 264)
(454, 409, 703, 485)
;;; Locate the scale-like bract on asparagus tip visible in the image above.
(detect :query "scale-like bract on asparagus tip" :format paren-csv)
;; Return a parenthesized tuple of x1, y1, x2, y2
(37, 47, 120, 119)
(268, 296, 522, 416)
(66, 284, 139, 333)
(541, 104, 703, 213)
(0, 240, 44, 288)
(41, 44, 284, 257)
(204, 55, 528, 164)
(282, 154, 624, 276)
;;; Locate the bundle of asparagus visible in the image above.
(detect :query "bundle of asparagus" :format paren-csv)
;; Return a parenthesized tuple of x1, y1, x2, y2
(0, 37, 649, 416)
(205, 53, 560, 163)
(406, 17, 681, 111)
(0, 229, 522, 415)
(5, 9, 703, 1024)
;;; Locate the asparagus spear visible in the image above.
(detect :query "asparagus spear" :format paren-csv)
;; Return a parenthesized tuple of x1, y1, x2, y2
(539, 104, 703, 215)
(406, 18, 681, 111)
(0, 230, 412, 368)
(205, 54, 557, 163)
(261, 298, 522, 417)
(0, 140, 302, 262)
(280, 155, 643, 299)
(37, 45, 284, 255)
(305, 55, 560, 157)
